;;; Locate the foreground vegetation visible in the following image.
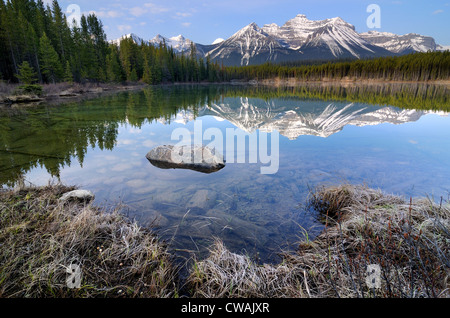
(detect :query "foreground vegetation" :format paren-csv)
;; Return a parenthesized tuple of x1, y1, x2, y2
(188, 184, 450, 298)
(1, 184, 448, 298)
(0, 185, 177, 297)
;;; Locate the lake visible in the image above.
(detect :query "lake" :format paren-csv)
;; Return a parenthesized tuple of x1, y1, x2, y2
(1, 83, 449, 263)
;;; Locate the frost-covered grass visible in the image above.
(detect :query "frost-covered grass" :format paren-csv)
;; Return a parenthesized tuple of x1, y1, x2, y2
(187, 184, 450, 298)
(1, 184, 448, 298)
(0, 185, 178, 298)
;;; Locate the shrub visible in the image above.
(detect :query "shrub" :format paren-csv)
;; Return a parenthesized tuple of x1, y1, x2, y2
(15, 84, 43, 97)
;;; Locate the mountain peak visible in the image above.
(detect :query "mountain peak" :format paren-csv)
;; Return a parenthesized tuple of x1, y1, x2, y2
(293, 14, 307, 19)
(246, 22, 260, 29)
(170, 34, 185, 41)
(110, 33, 146, 46)
(330, 17, 344, 23)
(360, 31, 437, 53)
(231, 22, 263, 38)
(149, 34, 193, 53)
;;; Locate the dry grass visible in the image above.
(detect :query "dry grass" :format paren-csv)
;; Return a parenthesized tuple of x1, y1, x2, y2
(186, 239, 306, 298)
(0, 82, 18, 97)
(187, 184, 450, 298)
(300, 184, 450, 297)
(0, 184, 178, 298)
(2, 183, 448, 298)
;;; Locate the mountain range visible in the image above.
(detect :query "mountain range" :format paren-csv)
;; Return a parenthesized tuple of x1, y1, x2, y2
(112, 14, 446, 66)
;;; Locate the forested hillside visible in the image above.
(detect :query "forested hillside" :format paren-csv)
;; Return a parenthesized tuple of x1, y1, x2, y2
(0, 0, 223, 85)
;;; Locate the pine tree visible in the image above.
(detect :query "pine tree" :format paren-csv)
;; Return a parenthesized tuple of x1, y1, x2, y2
(63, 60, 73, 83)
(106, 45, 125, 83)
(79, 14, 98, 81)
(39, 32, 63, 83)
(50, 0, 71, 60)
(142, 55, 153, 84)
(15, 60, 37, 84)
(129, 67, 138, 82)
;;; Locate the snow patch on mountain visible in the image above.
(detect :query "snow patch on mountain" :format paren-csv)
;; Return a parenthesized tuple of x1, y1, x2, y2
(212, 38, 225, 45)
(109, 33, 146, 46)
(360, 31, 437, 54)
(150, 34, 193, 53)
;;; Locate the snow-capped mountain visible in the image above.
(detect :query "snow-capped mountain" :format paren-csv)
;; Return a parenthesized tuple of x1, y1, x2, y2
(110, 13, 445, 66)
(437, 45, 450, 52)
(205, 15, 392, 65)
(360, 31, 438, 54)
(109, 33, 147, 46)
(262, 15, 383, 57)
(150, 34, 194, 53)
(205, 22, 303, 66)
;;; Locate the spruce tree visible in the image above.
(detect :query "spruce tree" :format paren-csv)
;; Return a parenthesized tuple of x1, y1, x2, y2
(39, 32, 63, 83)
(15, 61, 37, 84)
(63, 60, 73, 83)
(142, 59, 153, 84)
(106, 46, 125, 83)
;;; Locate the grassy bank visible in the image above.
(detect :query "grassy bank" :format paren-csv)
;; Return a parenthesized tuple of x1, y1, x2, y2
(1, 184, 449, 298)
(0, 185, 177, 297)
(188, 184, 450, 298)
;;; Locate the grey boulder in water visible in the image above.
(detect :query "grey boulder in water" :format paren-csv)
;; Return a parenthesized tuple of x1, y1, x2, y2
(146, 145, 225, 174)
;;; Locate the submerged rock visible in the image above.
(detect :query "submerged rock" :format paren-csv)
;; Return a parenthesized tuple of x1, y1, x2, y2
(186, 189, 217, 215)
(146, 145, 225, 174)
(59, 189, 95, 203)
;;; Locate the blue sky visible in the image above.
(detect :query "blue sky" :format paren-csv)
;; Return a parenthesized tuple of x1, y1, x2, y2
(53, 0, 449, 45)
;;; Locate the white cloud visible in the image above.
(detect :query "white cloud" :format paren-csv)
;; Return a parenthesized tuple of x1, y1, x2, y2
(181, 22, 191, 27)
(118, 24, 132, 32)
(175, 12, 192, 18)
(144, 2, 171, 14)
(94, 10, 122, 18)
(130, 6, 147, 17)
(433, 9, 444, 14)
(128, 3, 170, 17)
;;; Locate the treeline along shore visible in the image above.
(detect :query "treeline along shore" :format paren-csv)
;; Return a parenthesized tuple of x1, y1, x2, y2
(1, 0, 449, 94)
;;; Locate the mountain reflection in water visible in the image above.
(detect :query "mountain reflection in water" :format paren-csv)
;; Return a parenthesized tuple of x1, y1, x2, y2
(1, 84, 449, 262)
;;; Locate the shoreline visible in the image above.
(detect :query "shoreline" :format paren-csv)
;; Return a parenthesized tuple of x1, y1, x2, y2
(258, 77, 450, 87)
(0, 82, 147, 107)
(1, 183, 448, 298)
(1, 78, 449, 107)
